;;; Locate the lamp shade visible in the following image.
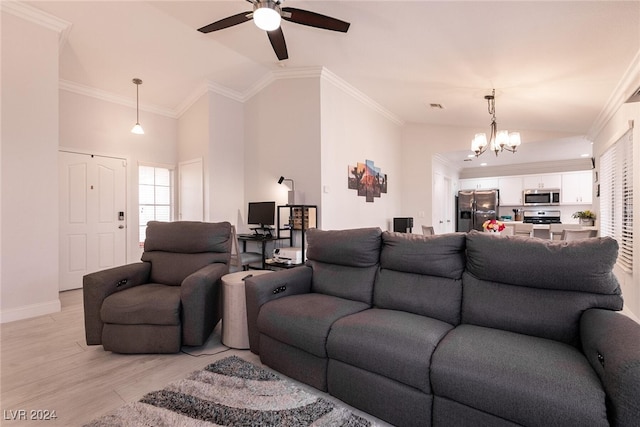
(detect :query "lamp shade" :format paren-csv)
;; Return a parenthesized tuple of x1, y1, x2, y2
(254, 5, 281, 31)
(131, 123, 144, 135)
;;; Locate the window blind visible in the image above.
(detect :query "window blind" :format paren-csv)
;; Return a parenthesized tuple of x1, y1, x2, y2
(599, 128, 634, 271)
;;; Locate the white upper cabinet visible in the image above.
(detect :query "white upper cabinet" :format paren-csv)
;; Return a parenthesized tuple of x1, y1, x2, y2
(561, 171, 593, 204)
(498, 176, 524, 206)
(459, 177, 499, 190)
(522, 174, 561, 189)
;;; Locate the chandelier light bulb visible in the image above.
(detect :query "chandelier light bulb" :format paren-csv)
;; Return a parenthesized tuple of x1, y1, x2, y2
(470, 89, 521, 157)
(253, 4, 281, 31)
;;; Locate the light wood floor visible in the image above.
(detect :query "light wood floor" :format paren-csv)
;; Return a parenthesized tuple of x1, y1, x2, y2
(0, 290, 261, 426)
(0, 290, 386, 427)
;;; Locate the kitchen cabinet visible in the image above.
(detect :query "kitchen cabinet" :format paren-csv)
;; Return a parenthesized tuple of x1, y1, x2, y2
(459, 177, 499, 190)
(522, 174, 561, 189)
(498, 176, 523, 206)
(561, 171, 592, 204)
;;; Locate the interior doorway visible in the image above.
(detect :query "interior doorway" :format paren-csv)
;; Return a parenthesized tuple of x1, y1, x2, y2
(59, 151, 127, 291)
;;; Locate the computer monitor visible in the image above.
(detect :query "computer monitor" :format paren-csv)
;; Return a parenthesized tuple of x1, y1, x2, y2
(247, 201, 275, 232)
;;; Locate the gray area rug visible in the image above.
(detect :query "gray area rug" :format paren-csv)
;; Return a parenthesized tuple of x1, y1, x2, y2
(85, 355, 373, 426)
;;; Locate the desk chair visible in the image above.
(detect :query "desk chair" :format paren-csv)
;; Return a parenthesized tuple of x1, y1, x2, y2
(561, 229, 598, 241)
(422, 225, 435, 236)
(231, 225, 263, 272)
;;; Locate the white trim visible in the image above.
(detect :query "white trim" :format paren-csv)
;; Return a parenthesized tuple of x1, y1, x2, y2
(1, 0, 72, 49)
(59, 66, 403, 125)
(0, 299, 61, 324)
(588, 49, 640, 140)
(621, 307, 640, 325)
(59, 79, 177, 118)
(320, 67, 405, 126)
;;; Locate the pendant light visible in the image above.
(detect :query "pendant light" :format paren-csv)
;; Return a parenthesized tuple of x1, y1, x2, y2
(131, 78, 144, 135)
(471, 89, 521, 157)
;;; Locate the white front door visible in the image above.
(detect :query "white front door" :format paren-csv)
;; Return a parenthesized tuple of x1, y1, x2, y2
(59, 151, 127, 291)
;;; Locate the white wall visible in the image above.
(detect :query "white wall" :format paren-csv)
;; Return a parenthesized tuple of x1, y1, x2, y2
(320, 75, 403, 231)
(59, 90, 178, 263)
(592, 100, 640, 321)
(178, 91, 245, 226)
(1, 12, 61, 322)
(243, 77, 322, 232)
(208, 92, 244, 224)
(401, 123, 474, 232)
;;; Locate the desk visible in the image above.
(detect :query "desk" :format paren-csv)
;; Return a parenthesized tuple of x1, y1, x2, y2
(237, 234, 286, 269)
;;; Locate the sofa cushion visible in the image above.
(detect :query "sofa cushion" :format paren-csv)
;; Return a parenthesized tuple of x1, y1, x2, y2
(465, 230, 620, 293)
(462, 272, 623, 346)
(257, 293, 369, 358)
(141, 221, 231, 286)
(308, 261, 379, 304)
(431, 324, 609, 426)
(142, 252, 226, 286)
(375, 232, 465, 324)
(380, 231, 466, 278)
(144, 220, 231, 254)
(101, 283, 181, 326)
(306, 227, 382, 267)
(306, 228, 382, 304)
(327, 308, 453, 393)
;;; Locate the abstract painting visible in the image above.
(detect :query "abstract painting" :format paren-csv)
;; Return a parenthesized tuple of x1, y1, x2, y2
(348, 159, 387, 202)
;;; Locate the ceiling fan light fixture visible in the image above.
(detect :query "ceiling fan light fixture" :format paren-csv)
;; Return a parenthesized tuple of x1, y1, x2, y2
(253, 1, 282, 31)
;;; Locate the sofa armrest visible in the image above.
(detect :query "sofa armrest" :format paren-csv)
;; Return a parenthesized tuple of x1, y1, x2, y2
(245, 266, 313, 354)
(181, 262, 229, 346)
(581, 308, 640, 426)
(83, 262, 151, 345)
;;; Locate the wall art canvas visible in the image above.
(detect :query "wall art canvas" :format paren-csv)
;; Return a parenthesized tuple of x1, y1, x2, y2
(348, 159, 387, 202)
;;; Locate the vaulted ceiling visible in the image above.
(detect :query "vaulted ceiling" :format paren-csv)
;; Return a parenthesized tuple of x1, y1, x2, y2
(27, 1, 640, 167)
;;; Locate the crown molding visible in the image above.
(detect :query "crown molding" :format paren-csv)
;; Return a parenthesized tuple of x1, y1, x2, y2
(59, 65, 404, 126)
(59, 79, 177, 118)
(588, 48, 640, 140)
(1, 0, 72, 49)
(320, 67, 405, 126)
(458, 158, 593, 179)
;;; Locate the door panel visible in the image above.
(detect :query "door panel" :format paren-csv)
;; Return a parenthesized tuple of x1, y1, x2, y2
(59, 152, 126, 291)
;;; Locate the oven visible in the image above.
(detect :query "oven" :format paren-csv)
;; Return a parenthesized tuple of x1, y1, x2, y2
(523, 189, 560, 206)
(522, 210, 561, 224)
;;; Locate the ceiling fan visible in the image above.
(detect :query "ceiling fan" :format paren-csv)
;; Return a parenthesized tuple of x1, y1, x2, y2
(197, 0, 350, 61)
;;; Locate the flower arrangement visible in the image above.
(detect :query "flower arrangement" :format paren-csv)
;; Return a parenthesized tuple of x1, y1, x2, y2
(483, 219, 505, 233)
(572, 210, 596, 220)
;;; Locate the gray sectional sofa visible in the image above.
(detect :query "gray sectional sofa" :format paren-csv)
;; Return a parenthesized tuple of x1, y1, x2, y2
(245, 228, 640, 426)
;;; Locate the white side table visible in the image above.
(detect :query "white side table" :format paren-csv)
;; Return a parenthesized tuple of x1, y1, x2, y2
(221, 270, 272, 349)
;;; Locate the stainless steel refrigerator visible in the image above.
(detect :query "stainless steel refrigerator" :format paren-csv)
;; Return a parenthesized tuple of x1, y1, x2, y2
(456, 189, 499, 232)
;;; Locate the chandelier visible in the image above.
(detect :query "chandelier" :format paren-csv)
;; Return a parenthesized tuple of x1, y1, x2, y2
(471, 89, 521, 157)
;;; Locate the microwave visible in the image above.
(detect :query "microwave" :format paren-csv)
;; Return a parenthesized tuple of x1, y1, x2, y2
(523, 189, 561, 206)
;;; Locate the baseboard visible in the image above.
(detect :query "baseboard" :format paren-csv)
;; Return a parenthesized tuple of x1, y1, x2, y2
(0, 299, 61, 324)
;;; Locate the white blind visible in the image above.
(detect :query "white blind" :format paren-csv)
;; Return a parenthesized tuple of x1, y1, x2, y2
(599, 128, 634, 271)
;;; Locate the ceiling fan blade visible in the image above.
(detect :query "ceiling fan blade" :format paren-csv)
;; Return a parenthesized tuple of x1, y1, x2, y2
(197, 12, 252, 33)
(267, 27, 288, 60)
(281, 7, 350, 32)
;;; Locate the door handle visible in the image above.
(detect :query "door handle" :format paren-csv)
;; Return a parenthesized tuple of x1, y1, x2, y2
(118, 225, 125, 229)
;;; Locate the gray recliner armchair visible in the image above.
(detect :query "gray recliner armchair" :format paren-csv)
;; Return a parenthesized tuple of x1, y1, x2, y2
(83, 221, 232, 353)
